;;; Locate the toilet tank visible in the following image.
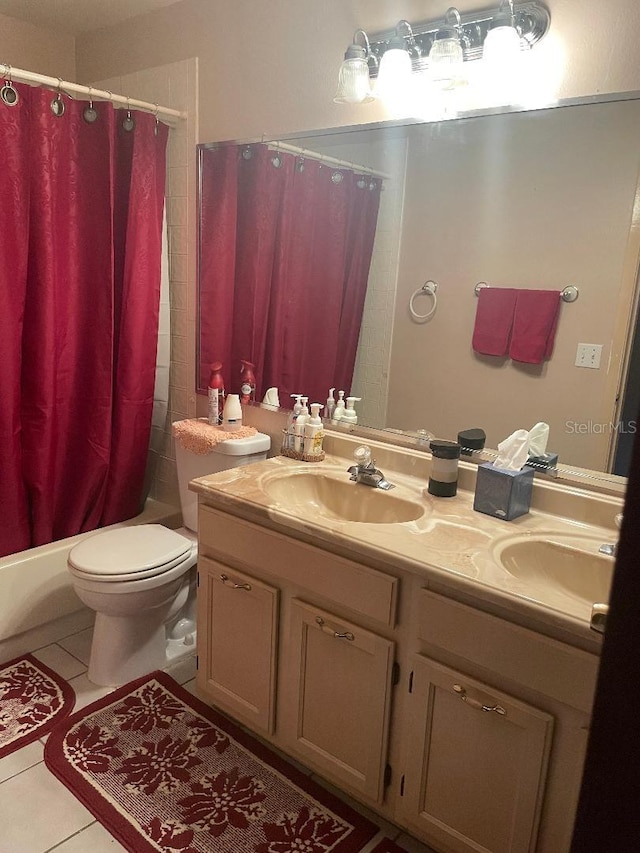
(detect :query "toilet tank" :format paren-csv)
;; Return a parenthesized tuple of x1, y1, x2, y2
(175, 429, 271, 532)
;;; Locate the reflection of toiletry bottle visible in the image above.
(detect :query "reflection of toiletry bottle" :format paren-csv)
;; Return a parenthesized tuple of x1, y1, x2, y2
(294, 397, 309, 453)
(304, 404, 324, 457)
(427, 440, 461, 497)
(326, 388, 336, 422)
(286, 394, 303, 451)
(222, 393, 242, 431)
(331, 390, 346, 425)
(207, 362, 225, 426)
(239, 360, 256, 403)
(341, 396, 361, 425)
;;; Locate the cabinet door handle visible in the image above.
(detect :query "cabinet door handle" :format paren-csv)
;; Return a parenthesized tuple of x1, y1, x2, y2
(220, 573, 252, 591)
(315, 616, 355, 641)
(453, 684, 507, 716)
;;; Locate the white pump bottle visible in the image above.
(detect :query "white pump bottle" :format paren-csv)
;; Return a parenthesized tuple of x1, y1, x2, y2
(340, 396, 362, 425)
(331, 390, 346, 425)
(303, 403, 324, 457)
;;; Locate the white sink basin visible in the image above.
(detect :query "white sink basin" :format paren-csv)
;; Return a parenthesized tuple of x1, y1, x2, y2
(263, 471, 425, 524)
(496, 538, 614, 604)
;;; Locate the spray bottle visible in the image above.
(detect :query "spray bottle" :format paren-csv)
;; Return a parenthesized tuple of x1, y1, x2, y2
(207, 362, 225, 426)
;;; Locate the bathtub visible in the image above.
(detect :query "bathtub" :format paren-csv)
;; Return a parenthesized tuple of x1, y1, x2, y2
(0, 499, 182, 662)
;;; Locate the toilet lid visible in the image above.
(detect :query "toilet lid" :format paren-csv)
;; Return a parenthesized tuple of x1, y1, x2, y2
(68, 525, 193, 579)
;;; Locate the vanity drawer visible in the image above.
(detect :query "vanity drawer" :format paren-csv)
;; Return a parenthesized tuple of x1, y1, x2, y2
(416, 589, 599, 713)
(199, 505, 398, 627)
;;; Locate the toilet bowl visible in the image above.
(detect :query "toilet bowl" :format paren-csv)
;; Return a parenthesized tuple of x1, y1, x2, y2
(68, 524, 198, 686)
(68, 427, 271, 686)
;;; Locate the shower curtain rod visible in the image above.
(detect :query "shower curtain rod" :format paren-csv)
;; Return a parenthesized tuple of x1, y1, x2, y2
(268, 140, 391, 180)
(1, 63, 186, 124)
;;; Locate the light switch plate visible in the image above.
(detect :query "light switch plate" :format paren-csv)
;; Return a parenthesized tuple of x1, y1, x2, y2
(575, 343, 603, 369)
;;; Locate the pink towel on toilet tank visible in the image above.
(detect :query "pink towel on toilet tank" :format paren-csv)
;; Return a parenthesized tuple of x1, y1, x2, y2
(509, 289, 561, 364)
(472, 287, 518, 356)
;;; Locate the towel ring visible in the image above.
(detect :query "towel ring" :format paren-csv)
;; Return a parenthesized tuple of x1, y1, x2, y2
(409, 280, 438, 321)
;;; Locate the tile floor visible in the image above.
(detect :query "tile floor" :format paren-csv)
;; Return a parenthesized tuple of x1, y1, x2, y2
(0, 625, 436, 853)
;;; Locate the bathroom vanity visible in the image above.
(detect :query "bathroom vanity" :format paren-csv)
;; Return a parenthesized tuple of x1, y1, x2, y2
(190, 437, 619, 853)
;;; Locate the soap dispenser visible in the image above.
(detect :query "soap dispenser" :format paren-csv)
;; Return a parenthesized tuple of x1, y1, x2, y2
(340, 396, 362, 425)
(331, 390, 346, 425)
(303, 403, 324, 458)
(294, 397, 310, 452)
(285, 395, 303, 452)
(325, 388, 336, 422)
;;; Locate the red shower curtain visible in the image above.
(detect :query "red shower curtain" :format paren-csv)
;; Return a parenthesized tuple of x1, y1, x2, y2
(0, 84, 168, 559)
(199, 144, 382, 406)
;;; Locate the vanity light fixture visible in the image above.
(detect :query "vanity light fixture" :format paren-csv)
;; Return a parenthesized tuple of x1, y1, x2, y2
(333, 30, 376, 104)
(334, 1, 549, 103)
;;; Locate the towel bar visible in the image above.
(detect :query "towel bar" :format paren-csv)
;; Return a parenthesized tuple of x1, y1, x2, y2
(474, 282, 579, 302)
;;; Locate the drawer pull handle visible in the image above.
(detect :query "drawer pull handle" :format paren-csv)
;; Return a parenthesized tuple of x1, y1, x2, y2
(453, 684, 507, 716)
(220, 573, 252, 591)
(315, 616, 355, 641)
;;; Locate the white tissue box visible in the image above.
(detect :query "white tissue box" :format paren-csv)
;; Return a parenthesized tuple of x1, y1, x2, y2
(473, 462, 534, 521)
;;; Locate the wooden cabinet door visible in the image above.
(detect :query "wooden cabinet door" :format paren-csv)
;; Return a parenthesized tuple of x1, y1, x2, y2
(401, 655, 554, 853)
(283, 599, 395, 803)
(196, 556, 278, 734)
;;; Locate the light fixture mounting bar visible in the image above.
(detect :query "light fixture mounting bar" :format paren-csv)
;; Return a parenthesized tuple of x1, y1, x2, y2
(365, 1, 549, 77)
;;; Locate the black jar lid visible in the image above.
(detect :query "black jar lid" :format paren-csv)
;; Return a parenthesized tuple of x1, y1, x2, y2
(457, 428, 486, 452)
(429, 439, 461, 459)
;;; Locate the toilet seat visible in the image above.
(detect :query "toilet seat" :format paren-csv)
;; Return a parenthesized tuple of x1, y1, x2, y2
(68, 524, 195, 583)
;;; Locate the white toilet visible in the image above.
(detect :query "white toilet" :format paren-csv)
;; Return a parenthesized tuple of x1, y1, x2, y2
(68, 428, 271, 686)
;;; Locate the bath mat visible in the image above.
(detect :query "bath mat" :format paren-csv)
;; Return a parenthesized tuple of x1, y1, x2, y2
(0, 653, 75, 758)
(44, 671, 378, 852)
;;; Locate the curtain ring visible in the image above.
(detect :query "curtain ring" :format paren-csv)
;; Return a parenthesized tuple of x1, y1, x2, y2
(83, 85, 98, 123)
(1, 63, 19, 107)
(122, 96, 135, 132)
(50, 78, 65, 117)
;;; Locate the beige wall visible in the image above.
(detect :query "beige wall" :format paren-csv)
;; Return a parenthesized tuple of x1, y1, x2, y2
(76, 0, 640, 145)
(387, 101, 640, 471)
(0, 12, 75, 79)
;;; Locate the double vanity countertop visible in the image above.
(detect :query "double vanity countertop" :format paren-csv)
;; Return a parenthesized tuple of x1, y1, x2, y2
(191, 448, 623, 652)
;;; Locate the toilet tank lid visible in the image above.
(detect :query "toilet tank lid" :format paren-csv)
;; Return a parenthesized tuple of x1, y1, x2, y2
(212, 431, 271, 456)
(68, 524, 192, 575)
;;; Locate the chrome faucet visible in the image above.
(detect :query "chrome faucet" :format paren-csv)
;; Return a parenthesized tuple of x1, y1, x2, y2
(347, 445, 395, 490)
(598, 513, 623, 558)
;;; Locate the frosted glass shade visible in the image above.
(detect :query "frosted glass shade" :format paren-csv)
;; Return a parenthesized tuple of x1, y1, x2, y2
(375, 48, 412, 101)
(483, 24, 522, 71)
(334, 57, 374, 104)
(428, 36, 465, 89)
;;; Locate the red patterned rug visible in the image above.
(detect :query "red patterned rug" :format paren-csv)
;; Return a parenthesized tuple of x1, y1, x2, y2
(0, 653, 75, 758)
(44, 671, 380, 852)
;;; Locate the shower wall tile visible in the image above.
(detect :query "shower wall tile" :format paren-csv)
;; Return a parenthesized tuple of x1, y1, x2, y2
(169, 282, 188, 311)
(171, 309, 188, 337)
(171, 335, 188, 364)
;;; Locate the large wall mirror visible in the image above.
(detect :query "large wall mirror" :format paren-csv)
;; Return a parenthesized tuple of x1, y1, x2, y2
(197, 97, 640, 480)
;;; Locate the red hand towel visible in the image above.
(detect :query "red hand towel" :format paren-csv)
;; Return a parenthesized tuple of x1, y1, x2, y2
(472, 287, 518, 356)
(509, 289, 561, 364)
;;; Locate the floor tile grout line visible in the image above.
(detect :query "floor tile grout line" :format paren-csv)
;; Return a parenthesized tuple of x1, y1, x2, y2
(0, 756, 45, 786)
(42, 820, 99, 852)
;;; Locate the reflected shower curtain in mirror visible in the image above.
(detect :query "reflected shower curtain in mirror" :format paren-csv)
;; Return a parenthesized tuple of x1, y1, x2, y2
(0, 84, 168, 559)
(199, 143, 382, 405)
